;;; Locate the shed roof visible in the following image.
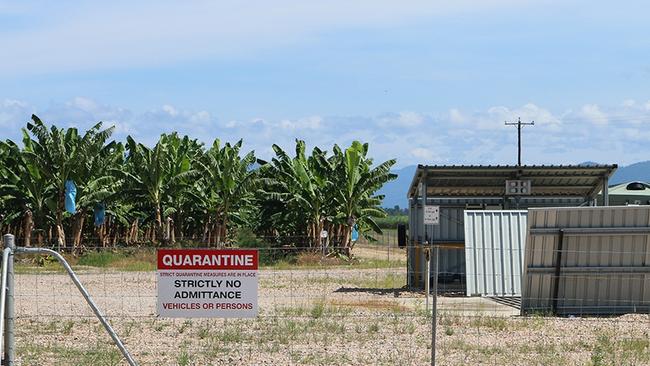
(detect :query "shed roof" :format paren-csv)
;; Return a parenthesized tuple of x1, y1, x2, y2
(407, 164, 618, 198)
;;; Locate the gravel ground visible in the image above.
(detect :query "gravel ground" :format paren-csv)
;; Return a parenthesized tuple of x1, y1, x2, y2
(10, 254, 650, 365)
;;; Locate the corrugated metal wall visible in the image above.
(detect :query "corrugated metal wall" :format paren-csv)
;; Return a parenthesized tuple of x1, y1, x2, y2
(522, 206, 650, 315)
(408, 197, 588, 289)
(464, 210, 527, 297)
(409, 198, 480, 288)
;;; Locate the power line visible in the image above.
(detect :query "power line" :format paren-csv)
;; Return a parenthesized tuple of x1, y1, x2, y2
(505, 117, 534, 166)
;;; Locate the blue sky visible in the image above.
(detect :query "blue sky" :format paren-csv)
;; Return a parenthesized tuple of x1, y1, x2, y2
(1, 0, 650, 167)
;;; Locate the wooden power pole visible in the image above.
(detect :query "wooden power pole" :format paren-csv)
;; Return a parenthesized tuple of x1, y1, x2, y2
(505, 117, 534, 166)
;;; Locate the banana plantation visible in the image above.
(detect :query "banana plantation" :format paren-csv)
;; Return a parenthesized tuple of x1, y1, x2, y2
(0, 115, 396, 252)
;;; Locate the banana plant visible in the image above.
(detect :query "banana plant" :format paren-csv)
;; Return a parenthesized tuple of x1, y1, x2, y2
(124, 133, 199, 243)
(331, 141, 396, 250)
(2, 118, 397, 253)
(258, 140, 333, 246)
(197, 139, 257, 246)
(0, 140, 53, 246)
(71, 141, 125, 248)
(21, 115, 115, 249)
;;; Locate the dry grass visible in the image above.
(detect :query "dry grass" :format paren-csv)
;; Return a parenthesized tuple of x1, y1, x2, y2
(327, 299, 407, 312)
(10, 245, 650, 365)
(16, 310, 650, 365)
(295, 252, 341, 266)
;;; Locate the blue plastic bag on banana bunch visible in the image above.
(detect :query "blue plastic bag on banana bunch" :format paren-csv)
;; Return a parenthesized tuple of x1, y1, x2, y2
(94, 203, 106, 226)
(64, 180, 76, 214)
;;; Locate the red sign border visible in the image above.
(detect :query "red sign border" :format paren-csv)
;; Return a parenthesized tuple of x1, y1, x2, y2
(157, 249, 258, 270)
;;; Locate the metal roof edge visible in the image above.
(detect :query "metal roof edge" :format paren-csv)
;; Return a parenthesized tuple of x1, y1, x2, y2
(527, 205, 650, 211)
(406, 165, 426, 199)
(418, 164, 618, 169)
(406, 163, 619, 199)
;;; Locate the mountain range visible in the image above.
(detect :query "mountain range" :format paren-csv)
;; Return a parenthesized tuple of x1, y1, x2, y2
(378, 161, 650, 208)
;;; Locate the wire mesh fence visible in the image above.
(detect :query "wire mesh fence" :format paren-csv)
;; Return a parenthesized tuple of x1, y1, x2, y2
(10, 238, 424, 365)
(3, 234, 650, 365)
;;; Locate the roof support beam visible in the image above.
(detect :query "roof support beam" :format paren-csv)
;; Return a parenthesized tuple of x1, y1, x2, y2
(426, 185, 596, 190)
(408, 165, 618, 199)
(428, 175, 606, 180)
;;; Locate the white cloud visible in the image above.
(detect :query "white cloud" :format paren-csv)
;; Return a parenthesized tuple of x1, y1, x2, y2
(109, 120, 137, 135)
(0, 98, 32, 132)
(410, 147, 437, 161)
(190, 111, 210, 123)
(279, 116, 322, 130)
(161, 105, 179, 117)
(622, 99, 636, 107)
(224, 120, 240, 128)
(580, 104, 608, 125)
(4, 98, 650, 167)
(519, 103, 561, 127)
(396, 111, 424, 127)
(2, 99, 28, 109)
(621, 128, 650, 141)
(449, 108, 465, 123)
(68, 97, 98, 112)
(456, 103, 560, 132)
(377, 111, 426, 128)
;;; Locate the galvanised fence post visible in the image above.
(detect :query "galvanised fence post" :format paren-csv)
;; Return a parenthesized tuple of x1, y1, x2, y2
(3, 234, 15, 366)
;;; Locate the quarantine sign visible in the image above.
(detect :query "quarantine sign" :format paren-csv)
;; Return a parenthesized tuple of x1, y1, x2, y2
(157, 249, 258, 318)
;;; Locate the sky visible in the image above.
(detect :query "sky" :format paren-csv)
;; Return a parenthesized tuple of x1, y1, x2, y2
(1, 0, 650, 167)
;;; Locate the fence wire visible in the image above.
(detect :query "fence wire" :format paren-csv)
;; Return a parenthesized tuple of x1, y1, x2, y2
(4, 235, 650, 365)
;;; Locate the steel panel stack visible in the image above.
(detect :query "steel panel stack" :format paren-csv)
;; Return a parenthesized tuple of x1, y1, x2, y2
(522, 206, 650, 315)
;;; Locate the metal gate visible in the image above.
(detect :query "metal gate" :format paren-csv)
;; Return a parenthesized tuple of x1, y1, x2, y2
(0, 234, 137, 365)
(464, 210, 527, 296)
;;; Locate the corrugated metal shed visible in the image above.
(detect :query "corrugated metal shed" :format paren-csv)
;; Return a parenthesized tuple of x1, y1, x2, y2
(406, 164, 617, 290)
(464, 210, 527, 297)
(521, 206, 650, 315)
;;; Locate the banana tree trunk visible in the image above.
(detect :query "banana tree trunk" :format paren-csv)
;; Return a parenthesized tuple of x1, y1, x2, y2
(170, 219, 176, 244)
(343, 225, 352, 256)
(110, 221, 118, 247)
(97, 223, 105, 248)
(164, 217, 174, 244)
(210, 223, 215, 246)
(155, 206, 163, 243)
(311, 222, 317, 248)
(222, 215, 228, 248)
(134, 219, 139, 242)
(23, 209, 33, 247)
(176, 212, 184, 242)
(128, 219, 138, 244)
(163, 217, 169, 243)
(316, 220, 324, 251)
(202, 217, 210, 244)
(56, 189, 66, 250)
(125, 221, 131, 244)
(72, 211, 85, 250)
(214, 223, 221, 248)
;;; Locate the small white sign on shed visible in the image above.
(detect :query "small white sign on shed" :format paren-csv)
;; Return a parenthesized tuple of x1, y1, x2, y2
(423, 205, 440, 225)
(505, 180, 532, 195)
